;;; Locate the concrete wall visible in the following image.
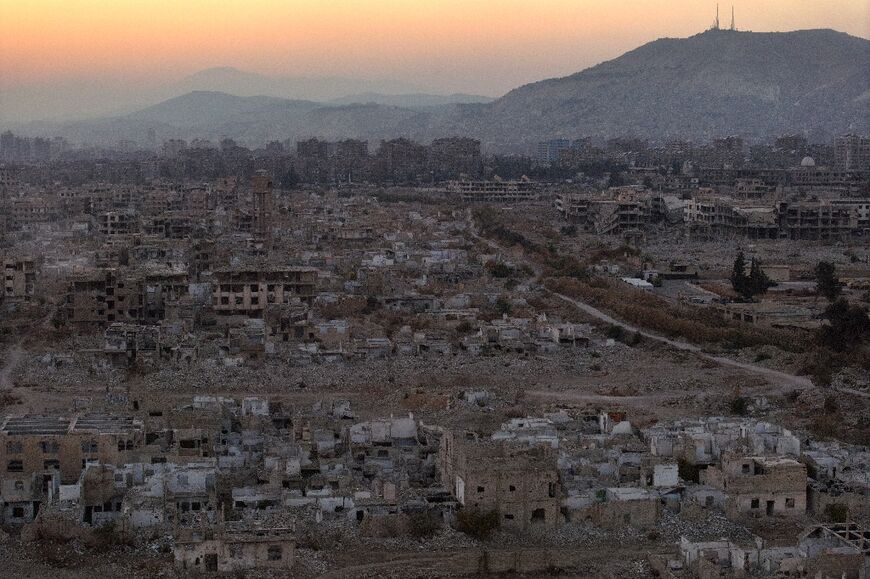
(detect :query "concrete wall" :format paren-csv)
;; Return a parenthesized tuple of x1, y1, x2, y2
(0, 430, 139, 485)
(574, 499, 661, 530)
(175, 538, 294, 572)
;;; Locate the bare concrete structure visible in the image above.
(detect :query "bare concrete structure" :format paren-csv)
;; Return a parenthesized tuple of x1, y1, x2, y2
(251, 171, 273, 242)
(702, 454, 807, 519)
(174, 523, 294, 572)
(448, 179, 539, 203)
(439, 431, 561, 528)
(0, 414, 143, 524)
(2, 257, 37, 304)
(212, 266, 318, 316)
(64, 269, 144, 326)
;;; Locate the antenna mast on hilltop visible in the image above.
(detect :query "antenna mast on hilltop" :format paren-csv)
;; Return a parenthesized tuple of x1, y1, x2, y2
(712, 3, 720, 30)
(730, 5, 736, 31)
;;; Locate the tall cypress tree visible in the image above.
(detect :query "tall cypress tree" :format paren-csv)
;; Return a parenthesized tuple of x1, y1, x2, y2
(748, 258, 771, 299)
(815, 261, 841, 301)
(730, 251, 748, 300)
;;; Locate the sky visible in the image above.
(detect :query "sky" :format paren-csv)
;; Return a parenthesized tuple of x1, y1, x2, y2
(0, 0, 868, 120)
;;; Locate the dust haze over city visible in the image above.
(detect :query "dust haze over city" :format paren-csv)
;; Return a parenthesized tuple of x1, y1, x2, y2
(0, 0, 869, 577)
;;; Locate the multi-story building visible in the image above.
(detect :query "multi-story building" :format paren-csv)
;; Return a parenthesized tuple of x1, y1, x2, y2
(702, 454, 807, 519)
(333, 139, 369, 182)
(2, 257, 37, 304)
(448, 179, 539, 203)
(536, 139, 572, 164)
(0, 166, 16, 194)
(685, 196, 862, 240)
(439, 431, 562, 529)
(6, 197, 60, 229)
(834, 134, 870, 172)
(373, 138, 426, 183)
(212, 267, 318, 317)
(684, 196, 779, 238)
(788, 164, 864, 195)
(428, 137, 482, 181)
(590, 197, 651, 234)
(296, 138, 330, 160)
(64, 269, 144, 326)
(555, 193, 591, 223)
(98, 210, 138, 236)
(778, 200, 856, 240)
(0, 414, 144, 522)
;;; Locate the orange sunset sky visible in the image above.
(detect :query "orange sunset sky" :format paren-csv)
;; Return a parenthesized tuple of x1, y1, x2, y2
(1, 0, 868, 95)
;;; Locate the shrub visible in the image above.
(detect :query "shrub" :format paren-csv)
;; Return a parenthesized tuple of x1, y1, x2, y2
(485, 261, 514, 278)
(455, 321, 473, 334)
(408, 511, 441, 538)
(729, 397, 749, 416)
(815, 261, 841, 301)
(455, 508, 500, 540)
(296, 525, 343, 551)
(92, 520, 133, 550)
(799, 348, 847, 388)
(824, 503, 849, 523)
(494, 297, 512, 316)
(677, 459, 701, 483)
(817, 299, 870, 353)
(605, 325, 624, 341)
(544, 276, 809, 353)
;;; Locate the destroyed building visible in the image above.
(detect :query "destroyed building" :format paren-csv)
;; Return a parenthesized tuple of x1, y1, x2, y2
(439, 430, 562, 528)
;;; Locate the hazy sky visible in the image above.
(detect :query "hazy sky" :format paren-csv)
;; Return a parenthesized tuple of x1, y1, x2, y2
(1, 0, 868, 96)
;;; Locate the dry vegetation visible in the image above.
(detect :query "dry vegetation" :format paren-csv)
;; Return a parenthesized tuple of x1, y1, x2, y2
(544, 276, 810, 353)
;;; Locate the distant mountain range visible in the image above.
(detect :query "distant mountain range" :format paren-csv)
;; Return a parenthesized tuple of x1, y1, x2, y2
(0, 66, 485, 124)
(328, 92, 493, 109)
(171, 67, 493, 108)
(6, 29, 869, 151)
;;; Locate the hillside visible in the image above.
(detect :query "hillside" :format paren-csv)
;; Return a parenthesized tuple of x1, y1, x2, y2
(14, 29, 869, 149)
(473, 29, 870, 147)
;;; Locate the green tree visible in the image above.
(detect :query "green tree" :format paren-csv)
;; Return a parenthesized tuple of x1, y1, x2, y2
(747, 258, 771, 298)
(818, 299, 870, 353)
(455, 508, 500, 540)
(730, 251, 749, 300)
(815, 261, 841, 301)
(731, 253, 770, 301)
(494, 297, 512, 316)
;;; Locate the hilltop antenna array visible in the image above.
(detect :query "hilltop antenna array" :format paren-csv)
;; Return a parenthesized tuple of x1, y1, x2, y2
(711, 3, 720, 30)
(730, 5, 736, 31)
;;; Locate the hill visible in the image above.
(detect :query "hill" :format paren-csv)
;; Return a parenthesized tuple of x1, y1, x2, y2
(472, 29, 870, 147)
(12, 29, 869, 150)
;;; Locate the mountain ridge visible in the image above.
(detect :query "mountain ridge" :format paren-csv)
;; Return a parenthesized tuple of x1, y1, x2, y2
(474, 28, 870, 147)
(7, 28, 868, 151)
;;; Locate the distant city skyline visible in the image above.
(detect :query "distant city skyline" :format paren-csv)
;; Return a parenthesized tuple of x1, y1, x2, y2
(1, 0, 868, 98)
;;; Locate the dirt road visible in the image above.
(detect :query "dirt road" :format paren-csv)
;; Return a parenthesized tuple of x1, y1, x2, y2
(551, 291, 813, 393)
(0, 344, 24, 389)
(471, 227, 816, 394)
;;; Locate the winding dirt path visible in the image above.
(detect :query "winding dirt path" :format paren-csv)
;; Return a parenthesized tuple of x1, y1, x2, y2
(551, 291, 813, 393)
(471, 227, 823, 395)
